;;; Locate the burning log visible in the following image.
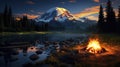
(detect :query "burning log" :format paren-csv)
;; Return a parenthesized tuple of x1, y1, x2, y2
(81, 39, 107, 54)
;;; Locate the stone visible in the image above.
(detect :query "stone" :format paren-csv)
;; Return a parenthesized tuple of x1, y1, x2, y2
(36, 50, 42, 54)
(29, 54, 39, 61)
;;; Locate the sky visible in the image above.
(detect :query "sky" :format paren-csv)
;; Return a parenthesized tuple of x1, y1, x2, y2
(0, 0, 120, 20)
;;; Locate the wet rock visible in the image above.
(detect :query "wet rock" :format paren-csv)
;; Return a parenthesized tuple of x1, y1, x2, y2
(36, 44, 45, 48)
(36, 50, 42, 54)
(23, 53, 27, 56)
(44, 41, 51, 46)
(29, 54, 39, 61)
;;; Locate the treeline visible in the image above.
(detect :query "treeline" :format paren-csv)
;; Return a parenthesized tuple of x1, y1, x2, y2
(0, 5, 48, 32)
(98, 0, 120, 33)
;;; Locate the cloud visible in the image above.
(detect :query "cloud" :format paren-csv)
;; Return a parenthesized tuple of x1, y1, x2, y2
(30, 10, 35, 12)
(111, 9, 119, 17)
(93, 0, 100, 3)
(26, 1, 35, 5)
(69, 0, 76, 3)
(86, 8, 118, 21)
(73, 6, 100, 18)
(16, 13, 39, 19)
(86, 15, 98, 21)
(37, 12, 44, 15)
(61, 2, 65, 4)
(25, 14, 38, 19)
(102, 9, 118, 18)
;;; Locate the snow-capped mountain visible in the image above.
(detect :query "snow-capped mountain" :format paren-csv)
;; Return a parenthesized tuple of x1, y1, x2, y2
(35, 7, 77, 22)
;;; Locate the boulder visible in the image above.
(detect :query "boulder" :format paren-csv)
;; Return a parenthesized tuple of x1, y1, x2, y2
(29, 54, 39, 61)
(36, 50, 42, 54)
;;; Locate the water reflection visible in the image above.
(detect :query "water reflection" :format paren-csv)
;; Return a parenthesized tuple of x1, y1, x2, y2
(0, 44, 51, 67)
(0, 33, 89, 67)
(3, 48, 12, 67)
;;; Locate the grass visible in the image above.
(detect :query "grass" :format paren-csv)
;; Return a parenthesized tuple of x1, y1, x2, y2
(98, 34, 120, 46)
(0, 31, 52, 36)
(0, 31, 93, 36)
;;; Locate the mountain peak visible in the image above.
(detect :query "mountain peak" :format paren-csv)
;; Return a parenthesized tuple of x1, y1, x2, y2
(35, 7, 76, 22)
(47, 7, 67, 12)
(46, 7, 69, 17)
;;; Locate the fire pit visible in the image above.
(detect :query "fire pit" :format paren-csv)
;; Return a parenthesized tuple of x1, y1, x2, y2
(73, 37, 120, 67)
(81, 39, 107, 54)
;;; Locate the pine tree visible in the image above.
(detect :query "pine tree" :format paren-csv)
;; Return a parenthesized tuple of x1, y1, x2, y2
(3, 5, 9, 27)
(106, 0, 116, 23)
(0, 13, 4, 32)
(118, 6, 120, 23)
(98, 5, 105, 33)
(21, 15, 30, 31)
(44, 23, 48, 31)
(106, 0, 116, 33)
(8, 6, 12, 27)
(117, 6, 120, 33)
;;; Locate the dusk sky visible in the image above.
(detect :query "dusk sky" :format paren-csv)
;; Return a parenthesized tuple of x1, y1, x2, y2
(0, 0, 120, 20)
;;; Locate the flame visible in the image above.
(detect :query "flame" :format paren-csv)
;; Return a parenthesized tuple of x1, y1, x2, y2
(86, 39, 102, 54)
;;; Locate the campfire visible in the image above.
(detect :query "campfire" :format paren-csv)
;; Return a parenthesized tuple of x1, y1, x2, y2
(81, 38, 107, 54)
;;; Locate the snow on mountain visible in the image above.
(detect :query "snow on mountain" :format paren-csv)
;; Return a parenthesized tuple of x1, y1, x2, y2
(35, 7, 77, 22)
